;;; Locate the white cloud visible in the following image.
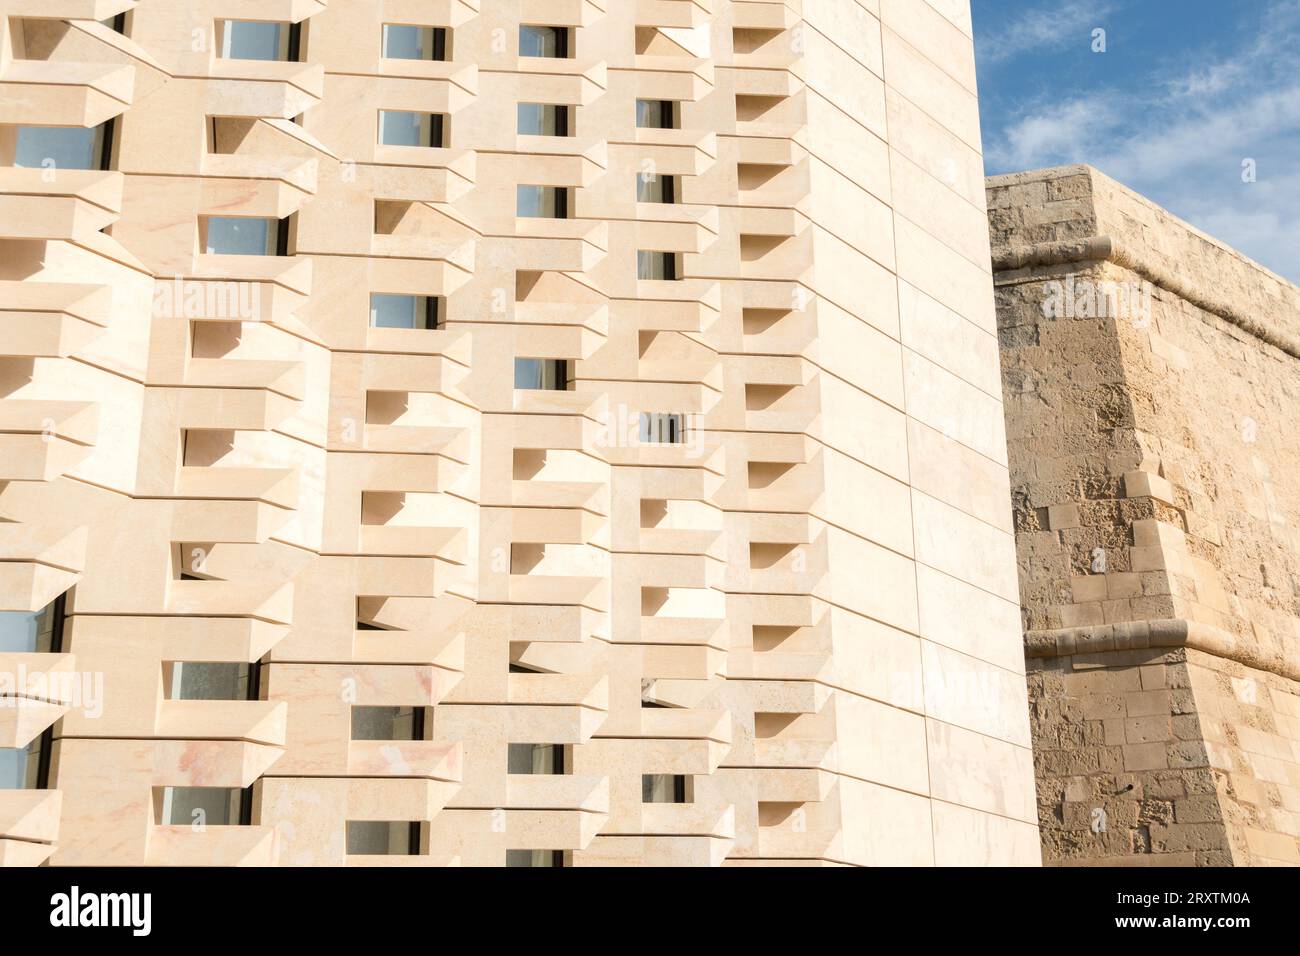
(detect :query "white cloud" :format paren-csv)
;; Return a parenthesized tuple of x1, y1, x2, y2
(977, 0, 1114, 63)
(980, 1, 1300, 280)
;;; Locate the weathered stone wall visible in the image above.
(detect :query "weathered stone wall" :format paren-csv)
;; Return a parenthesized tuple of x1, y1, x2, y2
(991, 165, 1300, 865)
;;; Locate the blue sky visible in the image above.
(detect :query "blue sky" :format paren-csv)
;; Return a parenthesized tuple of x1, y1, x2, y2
(972, 0, 1300, 283)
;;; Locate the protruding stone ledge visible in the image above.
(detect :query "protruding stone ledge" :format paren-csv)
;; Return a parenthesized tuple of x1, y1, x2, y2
(1025, 618, 1300, 683)
(992, 234, 1300, 360)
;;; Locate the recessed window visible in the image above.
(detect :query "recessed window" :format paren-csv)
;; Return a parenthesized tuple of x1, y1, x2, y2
(166, 662, 257, 701)
(156, 786, 245, 825)
(217, 20, 300, 61)
(381, 24, 448, 60)
(203, 216, 286, 256)
(636, 99, 680, 129)
(13, 123, 112, 171)
(347, 821, 422, 855)
(2, 596, 67, 792)
(642, 774, 688, 803)
(0, 597, 64, 654)
(0, 741, 40, 790)
(507, 850, 565, 867)
(520, 25, 571, 58)
(378, 110, 447, 148)
(517, 103, 571, 136)
(637, 251, 680, 280)
(516, 185, 570, 219)
(351, 705, 425, 741)
(369, 293, 442, 330)
(507, 743, 566, 774)
(514, 358, 570, 391)
(639, 412, 686, 444)
(102, 13, 127, 34)
(637, 174, 677, 204)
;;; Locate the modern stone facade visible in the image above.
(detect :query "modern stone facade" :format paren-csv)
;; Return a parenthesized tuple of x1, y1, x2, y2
(0, 0, 1038, 866)
(991, 165, 1300, 866)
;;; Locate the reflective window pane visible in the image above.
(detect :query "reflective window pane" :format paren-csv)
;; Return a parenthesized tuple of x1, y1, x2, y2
(369, 293, 437, 329)
(0, 744, 35, 790)
(520, 25, 568, 58)
(382, 24, 444, 60)
(516, 185, 566, 218)
(517, 103, 568, 136)
(378, 110, 442, 147)
(514, 358, 567, 390)
(220, 21, 288, 61)
(0, 601, 60, 654)
(204, 217, 276, 255)
(14, 125, 105, 171)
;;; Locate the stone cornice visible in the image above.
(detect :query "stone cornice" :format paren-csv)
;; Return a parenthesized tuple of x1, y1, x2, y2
(1025, 618, 1300, 683)
(992, 235, 1300, 360)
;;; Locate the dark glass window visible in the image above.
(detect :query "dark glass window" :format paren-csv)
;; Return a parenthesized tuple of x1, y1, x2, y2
(507, 743, 565, 774)
(351, 705, 425, 741)
(642, 774, 688, 803)
(346, 821, 423, 855)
